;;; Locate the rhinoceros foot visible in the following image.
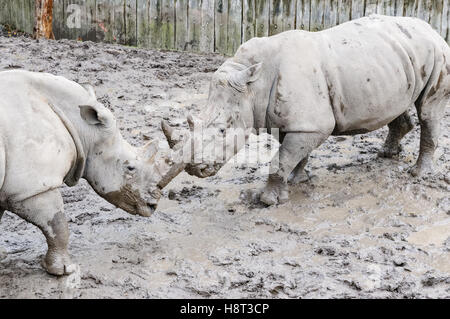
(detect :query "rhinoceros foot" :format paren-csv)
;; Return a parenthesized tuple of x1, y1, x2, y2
(288, 170, 310, 185)
(378, 145, 402, 158)
(42, 252, 77, 276)
(410, 162, 437, 178)
(260, 176, 289, 206)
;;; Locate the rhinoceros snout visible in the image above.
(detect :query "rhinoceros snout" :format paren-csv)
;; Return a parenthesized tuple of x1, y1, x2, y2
(136, 202, 157, 217)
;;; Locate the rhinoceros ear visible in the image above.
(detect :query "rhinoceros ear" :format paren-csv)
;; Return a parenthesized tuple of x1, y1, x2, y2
(80, 83, 97, 99)
(79, 105, 112, 127)
(236, 62, 263, 85)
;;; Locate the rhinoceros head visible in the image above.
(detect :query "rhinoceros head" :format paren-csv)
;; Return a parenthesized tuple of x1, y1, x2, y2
(78, 85, 186, 217)
(162, 61, 261, 178)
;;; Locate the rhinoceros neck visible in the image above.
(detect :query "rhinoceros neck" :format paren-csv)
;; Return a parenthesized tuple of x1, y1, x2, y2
(231, 38, 281, 130)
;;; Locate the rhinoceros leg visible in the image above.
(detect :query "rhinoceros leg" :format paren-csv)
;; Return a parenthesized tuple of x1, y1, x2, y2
(0, 211, 5, 260)
(277, 133, 310, 185)
(10, 189, 76, 276)
(261, 132, 326, 205)
(378, 111, 414, 158)
(288, 157, 310, 184)
(410, 101, 444, 177)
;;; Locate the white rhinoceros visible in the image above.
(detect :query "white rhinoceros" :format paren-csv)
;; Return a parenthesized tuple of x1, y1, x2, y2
(163, 15, 449, 206)
(0, 70, 186, 275)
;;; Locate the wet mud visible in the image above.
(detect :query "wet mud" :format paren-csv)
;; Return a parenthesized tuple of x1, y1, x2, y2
(0, 33, 449, 298)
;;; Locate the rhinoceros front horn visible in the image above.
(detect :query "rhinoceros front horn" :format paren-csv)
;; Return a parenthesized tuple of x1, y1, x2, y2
(157, 148, 187, 189)
(161, 120, 177, 149)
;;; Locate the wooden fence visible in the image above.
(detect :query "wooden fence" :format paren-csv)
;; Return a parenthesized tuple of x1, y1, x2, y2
(1, 0, 449, 55)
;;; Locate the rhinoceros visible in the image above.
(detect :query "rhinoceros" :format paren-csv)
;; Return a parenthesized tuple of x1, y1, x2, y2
(163, 15, 449, 206)
(0, 70, 186, 275)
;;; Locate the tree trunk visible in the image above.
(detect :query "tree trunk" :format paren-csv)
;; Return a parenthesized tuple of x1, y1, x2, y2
(34, 0, 54, 39)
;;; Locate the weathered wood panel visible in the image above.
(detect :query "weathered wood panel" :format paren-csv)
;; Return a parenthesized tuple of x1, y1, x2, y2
(351, 0, 365, 19)
(175, 0, 188, 50)
(215, 0, 228, 53)
(269, 0, 283, 35)
(227, 0, 242, 54)
(199, 0, 214, 52)
(296, 0, 311, 30)
(243, 0, 255, 41)
(187, 0, 201, 51)
(137, 0, 151, 47)
(365, 0, 378, 16)
(323, 0, 338, 29)
(2, 0, 450, 55)
(160, 0, 174, 50)
(310, 0, 325, 31)
(269, 0, 296, 35)
(255, 0, 269, 36)
(149, 0, 163, 48)
(126, 0, 137, 46)
(443, 0, 449, 40)
(96, 0, 116, 43)
(338, 0, 351, 25)
(281, 0, 296, 32)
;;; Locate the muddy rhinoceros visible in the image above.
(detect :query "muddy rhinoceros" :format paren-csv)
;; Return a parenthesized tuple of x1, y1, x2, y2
(163, 15, 449, 206)
(0, 70, 186, 275)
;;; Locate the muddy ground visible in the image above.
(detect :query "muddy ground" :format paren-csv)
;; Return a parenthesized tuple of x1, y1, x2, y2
(0, 32, 449, 299)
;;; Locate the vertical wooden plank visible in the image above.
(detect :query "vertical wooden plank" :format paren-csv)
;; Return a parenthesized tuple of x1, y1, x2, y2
(281, 0, 296, 31)
(403, 0, 415, 17)
(377, 0, 390, 15)
(65, 0, 96, 41)
(430, 0, 443, 34)
(442, 0, 448, 41)
(21, 0, 29, 33)
(52, 0, 65, 39)
(227, 0, 242, 55)
(270, 0, 298, 34)
(270, 0, 282, 35)
(416, 0, 431, 22)
(149, 0, 162, 49)
(97, 0, 116, 42)
(137, 0, 151, 47)
(161, 0, 175, 49)
(338, 0, 351, 24)
(125, 0, 137, 46)
(187, 0, 201, 51)
(28, 0, 36, 34)
(113, 0, 126, 44)
(365, 0, 378, 15)
(255, 0, 269, 36)
(175, 0, 188, 50)
(296, 0, 311, 30)
(243, 0, 255, 41)
(323, 0, 338, 29)
(10, 0, 20, 30)
(200, 0, 215, 52)
(310, 0, 324, 31)
(215, 0, 228, 53)
(395, 0, 404, 16)
(269, 0, 283, 35)
(352, 0, 365, 19)
(0, 0, 7, 26)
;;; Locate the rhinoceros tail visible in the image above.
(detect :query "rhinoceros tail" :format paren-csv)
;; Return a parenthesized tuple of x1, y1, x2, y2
(47, 102, 86, 187)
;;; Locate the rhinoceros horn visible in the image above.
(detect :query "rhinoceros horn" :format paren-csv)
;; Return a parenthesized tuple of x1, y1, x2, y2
(161, 120, 179, 149)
